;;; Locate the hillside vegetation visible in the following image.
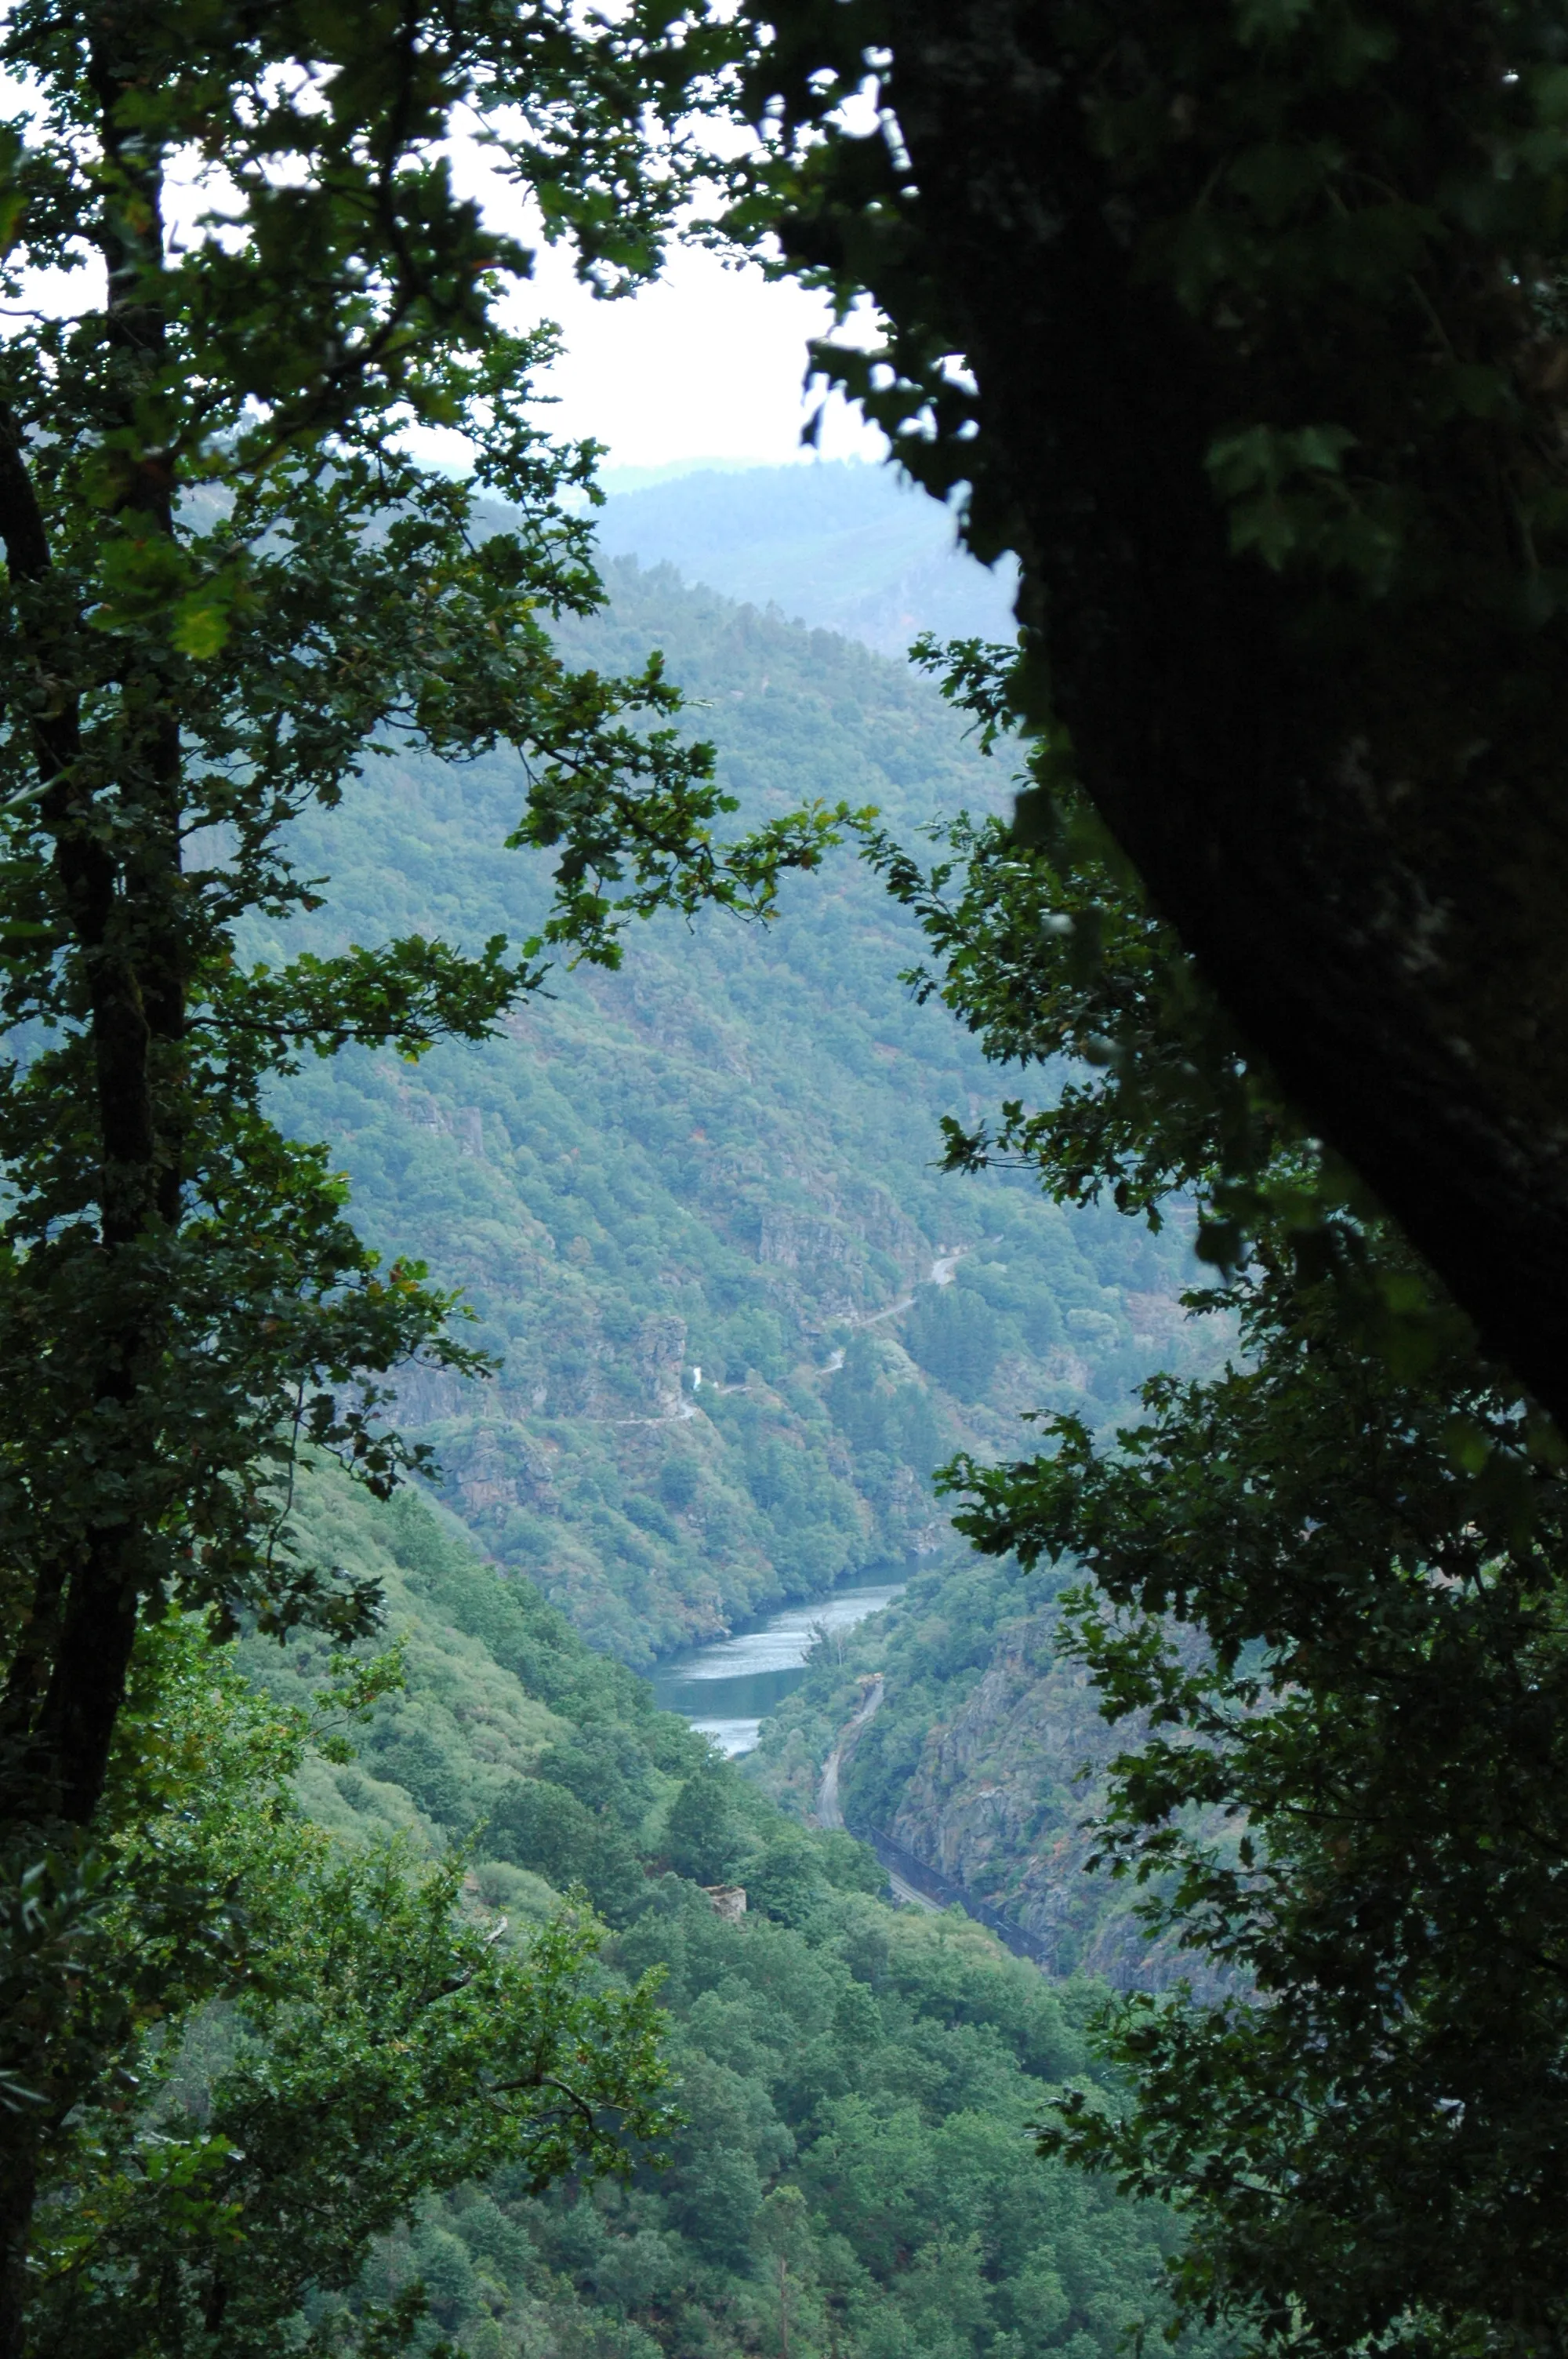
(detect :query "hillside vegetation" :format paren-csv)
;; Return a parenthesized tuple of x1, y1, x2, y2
(226, 482, 1234, 2349)
(234, 1467, 1216, 2359)
(747, 1556, 1223, 1996)
(589, 460, 1019, 656)
(267, 550, 1209, 1666)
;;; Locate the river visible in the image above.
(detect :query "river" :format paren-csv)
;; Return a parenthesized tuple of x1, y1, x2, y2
(648, 1578, 906, 1756)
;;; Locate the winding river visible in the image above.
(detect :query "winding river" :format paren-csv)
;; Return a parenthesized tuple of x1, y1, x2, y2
(648, 1578, 906, 1756)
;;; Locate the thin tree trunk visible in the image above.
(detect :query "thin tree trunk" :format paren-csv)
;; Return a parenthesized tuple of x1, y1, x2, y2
(0, 35, 185, 2339)
(0, 2154, 36, 2359)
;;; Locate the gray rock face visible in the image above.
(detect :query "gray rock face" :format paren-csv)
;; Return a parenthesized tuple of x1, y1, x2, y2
(885, 1610, 1232, 1996)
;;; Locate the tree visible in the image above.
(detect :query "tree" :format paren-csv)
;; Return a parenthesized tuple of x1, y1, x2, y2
(903, 1280, 1003, 1404)
(734, 0, 1568, 1430)
(19, 1617, 674, 2358)
(1015, 1269, 1568, 2359)
(872, 642, 1568, 2358)
(0, 3, 845, 2338)
(487, 1775, 648, 1925)
(663, 1763, 746, 1885)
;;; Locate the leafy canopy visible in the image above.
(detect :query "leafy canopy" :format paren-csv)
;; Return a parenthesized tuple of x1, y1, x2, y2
(0, 1, 847, 2339)
(718, 0, 1568, 1443)
(0, 0, 850, 1832)
(874, 641, 1568, 2359)
(21, 1615, 674, 2359)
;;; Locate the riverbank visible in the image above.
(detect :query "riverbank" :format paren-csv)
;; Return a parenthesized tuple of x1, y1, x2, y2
(644, 1576, 906, 1754)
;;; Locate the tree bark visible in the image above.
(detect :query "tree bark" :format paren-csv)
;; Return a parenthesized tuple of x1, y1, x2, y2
(862, 3, 1568, 1425)
(0, 34, 186, 2342)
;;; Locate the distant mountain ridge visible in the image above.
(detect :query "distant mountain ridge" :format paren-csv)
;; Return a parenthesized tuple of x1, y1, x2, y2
(589, 460, 1019, 656)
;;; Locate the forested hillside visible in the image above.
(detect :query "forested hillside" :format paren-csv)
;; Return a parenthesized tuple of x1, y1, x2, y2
(748, 1558, 1216, 1994)
(590, 460, 1019, 654)
(18, 13, 1565, 2359)
(268, 551, 1209, 1667)
(233, 1465, 1214, 2359)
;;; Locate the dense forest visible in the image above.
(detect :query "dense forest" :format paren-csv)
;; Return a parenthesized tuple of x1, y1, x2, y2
(269, 540, 1212, 1665)
(211, 1467, 1218, 2359)
(7, 10, 1568, 2359)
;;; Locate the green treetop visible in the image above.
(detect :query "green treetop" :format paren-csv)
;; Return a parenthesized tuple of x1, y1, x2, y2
(0, 3, 849, 2341)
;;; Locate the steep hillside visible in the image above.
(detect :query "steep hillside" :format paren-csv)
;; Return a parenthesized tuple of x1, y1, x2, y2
(268, 558, 1210, 1665)
(236, 1466, 1223, 2359)
(590, 460, 1019, 654)
(749, 1538, 1227, 1998)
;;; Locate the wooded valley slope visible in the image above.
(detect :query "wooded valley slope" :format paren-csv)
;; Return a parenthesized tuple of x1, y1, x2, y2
(268, 508, 1210, 1667)
(232, 1463, 1218, 2359)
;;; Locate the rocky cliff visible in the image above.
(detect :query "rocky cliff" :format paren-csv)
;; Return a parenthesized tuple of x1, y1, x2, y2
(752, 1558, 1230, 1995)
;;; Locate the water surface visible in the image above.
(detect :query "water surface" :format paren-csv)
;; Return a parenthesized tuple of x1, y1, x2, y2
(649, 1580, 905, 1756)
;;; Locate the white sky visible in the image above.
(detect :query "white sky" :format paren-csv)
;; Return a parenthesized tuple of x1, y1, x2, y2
(0, 64, 887, 482)
(503, 239, 887, 476)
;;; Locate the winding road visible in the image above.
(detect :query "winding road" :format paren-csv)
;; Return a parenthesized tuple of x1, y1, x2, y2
(822, 1248, 968, 1374)
(815, 1676, 883, 1831)
(815, 1675, 939, 1913)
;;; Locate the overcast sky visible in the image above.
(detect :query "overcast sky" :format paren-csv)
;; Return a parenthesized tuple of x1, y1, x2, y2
(437, 104, 890, 479)
(4, 78, 886, 484)
(487, 238, 886, 480)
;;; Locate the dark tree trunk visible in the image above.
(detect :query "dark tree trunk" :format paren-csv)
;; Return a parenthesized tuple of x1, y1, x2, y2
(0, 2155, 35, 2359)
(858, 3, 1568, 1425)
(0, 38, 186, 2343)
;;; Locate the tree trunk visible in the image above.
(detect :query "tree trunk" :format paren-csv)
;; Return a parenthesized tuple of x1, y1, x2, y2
(869, 3, 1568, 1423)
(0, 2155, 36, 2359)
(0, 38, 185, 2339)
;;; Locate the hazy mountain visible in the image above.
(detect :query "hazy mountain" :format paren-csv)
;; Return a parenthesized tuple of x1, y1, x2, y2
(590, 460, 1019, 657)
(269, 554, 1204, 1667)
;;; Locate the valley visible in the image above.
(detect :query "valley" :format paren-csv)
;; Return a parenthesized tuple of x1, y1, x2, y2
(269, 492, 1214, 1675)
(648, 1579, 905, 1757)
(230, 461, 1230, 2354)
(234, 1456, 1216, 2359)
(8, 17, 1552, 2352)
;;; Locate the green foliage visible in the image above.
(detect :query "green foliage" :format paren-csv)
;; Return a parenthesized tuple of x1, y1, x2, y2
(864, 640, 1305, 1266)
(862, 643, 1568, 2358)
(905, 1281, 1006, 1403)
(721, 0, 1568, 1454)
(995, 1280, 1568, 2359)
(61, 1467, 1218, 2359)
(662, 1766, 748, 1886)
(0, 10, 854, 2332)
(488, 1778, 648, 1926)
(735, 0, 1568, 661)
(23, 1604, 674, 2359)
(827, 1334, 949, 1469)
(339, 1491, 1225, 2359)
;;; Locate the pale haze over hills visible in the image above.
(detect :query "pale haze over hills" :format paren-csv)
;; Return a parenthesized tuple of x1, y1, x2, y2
(590, 460, 1019, 658)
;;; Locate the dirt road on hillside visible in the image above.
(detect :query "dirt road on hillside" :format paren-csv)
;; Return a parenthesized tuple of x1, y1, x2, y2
(815, 1680, 944, 1913)
(815, 1675, 882, 1830)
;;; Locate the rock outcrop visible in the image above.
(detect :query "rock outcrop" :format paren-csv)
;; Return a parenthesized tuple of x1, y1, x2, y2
(866, 1608, 1232, 1996)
